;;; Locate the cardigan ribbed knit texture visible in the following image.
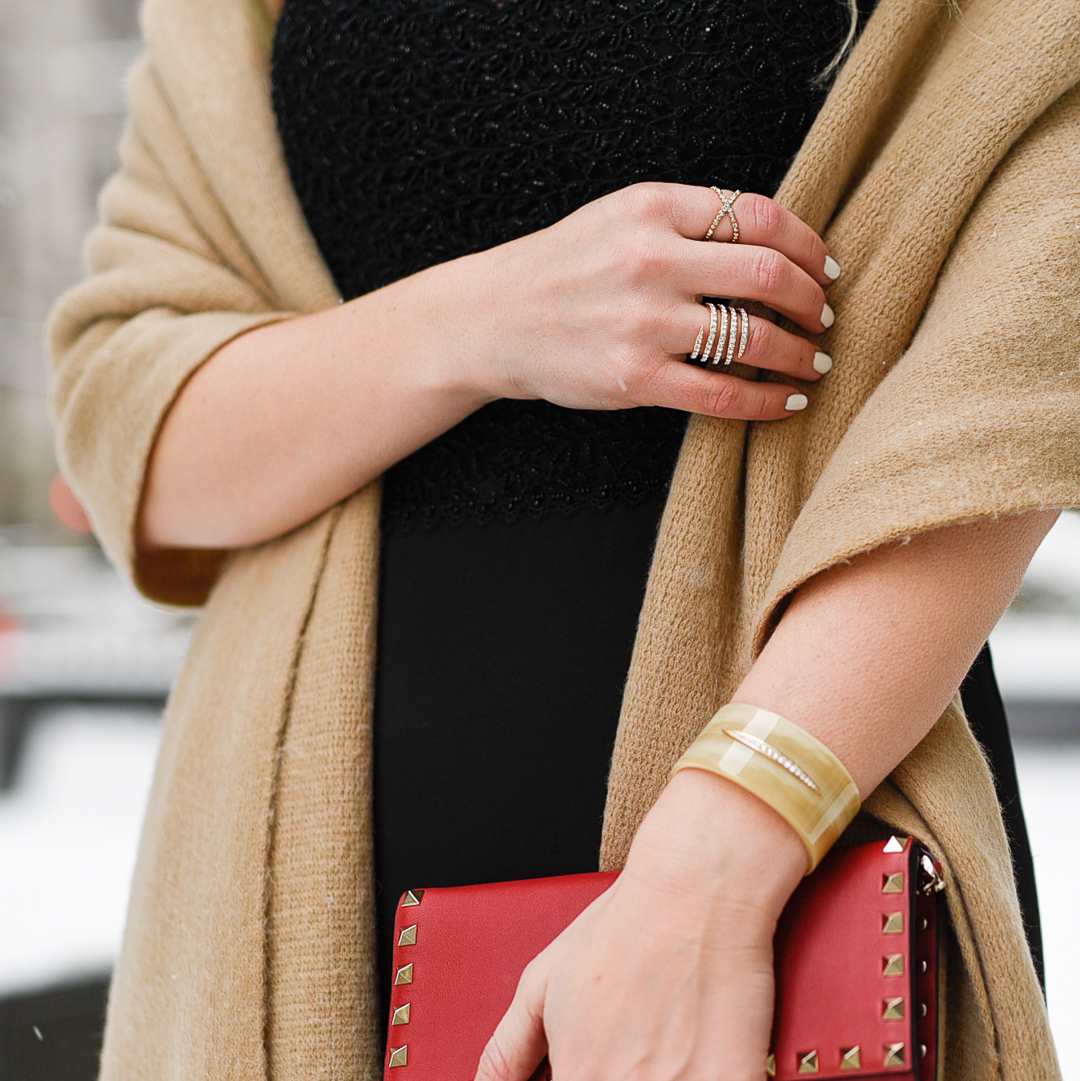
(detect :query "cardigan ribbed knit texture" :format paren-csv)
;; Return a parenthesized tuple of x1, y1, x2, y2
(47, 0, 1079, 1076)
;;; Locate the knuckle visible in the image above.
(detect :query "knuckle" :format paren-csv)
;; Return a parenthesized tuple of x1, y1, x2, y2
(643, 299, 678, 339)
(751, 247, 786, 295)
(633, 310, 665, 343)
(704, 378, 740, 416)
(610, 301, 659, 349)
(616, 235, 670, 282)
(748, 193, 783, 238)
(619, 180, 674, 221)
(651, 303, 679, 341)
(741, 315, 765, 358)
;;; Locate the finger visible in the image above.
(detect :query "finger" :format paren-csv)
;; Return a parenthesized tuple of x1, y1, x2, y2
(670, 185, 839, 288)
(637, 359, 809, 420)
(684, 242, 832, 335)
(474, 962, 549, 1081)
(677, 304, 831, 382)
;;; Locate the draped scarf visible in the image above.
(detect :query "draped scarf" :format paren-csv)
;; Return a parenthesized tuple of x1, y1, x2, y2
(48, 0, 1080, 1075)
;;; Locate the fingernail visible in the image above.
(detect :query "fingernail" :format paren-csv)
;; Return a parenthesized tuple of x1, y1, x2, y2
(785, 393, 808, 411)
(813, 351, 833, 374)
(824, 255, 841, 280)
(821, 302, 835, 329)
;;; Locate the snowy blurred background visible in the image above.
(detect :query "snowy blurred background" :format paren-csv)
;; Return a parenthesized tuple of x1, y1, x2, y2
(0, 0, 1077, 1078)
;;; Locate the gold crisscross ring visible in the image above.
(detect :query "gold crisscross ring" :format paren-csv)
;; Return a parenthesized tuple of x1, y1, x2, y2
(703, 186, 742, 243)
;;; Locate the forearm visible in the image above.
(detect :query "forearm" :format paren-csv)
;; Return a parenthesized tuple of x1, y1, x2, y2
(138, 260, 496, 549)
(138, 183, 836, 551)
(732, 508, 1059, 796)
(634, 509, 1059, 905)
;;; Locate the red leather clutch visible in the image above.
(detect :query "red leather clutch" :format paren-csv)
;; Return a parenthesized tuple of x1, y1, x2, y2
(384, 837, 942, 1081)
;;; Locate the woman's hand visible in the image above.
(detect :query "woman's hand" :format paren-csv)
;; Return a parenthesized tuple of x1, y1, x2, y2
(474, 769, 807, 1081)
(140, 182, 837, 549)
(452, 182, 838, 421)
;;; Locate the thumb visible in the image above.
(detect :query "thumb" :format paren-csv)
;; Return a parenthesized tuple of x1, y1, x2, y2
(474, 959, 549, 1081)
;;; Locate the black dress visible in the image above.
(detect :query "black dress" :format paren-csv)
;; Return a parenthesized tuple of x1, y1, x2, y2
(269, 0, 1043, 1020)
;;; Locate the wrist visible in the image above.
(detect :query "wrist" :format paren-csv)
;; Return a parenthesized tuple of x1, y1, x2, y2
(626, 767, 806, 918)
(410, 244, 521, 403)
(671, 703, 862, 874)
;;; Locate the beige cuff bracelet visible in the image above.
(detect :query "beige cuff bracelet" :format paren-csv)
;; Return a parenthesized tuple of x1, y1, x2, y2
(671, 702, 861, 874)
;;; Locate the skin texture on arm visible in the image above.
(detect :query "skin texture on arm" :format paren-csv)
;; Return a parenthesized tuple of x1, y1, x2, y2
(478, 507, 1059, 1081)
(138, 262, 495, 549)
(734, 508, 1061, 796)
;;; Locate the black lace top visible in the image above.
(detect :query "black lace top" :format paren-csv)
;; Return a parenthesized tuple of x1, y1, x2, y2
(271, 0, 861, 532)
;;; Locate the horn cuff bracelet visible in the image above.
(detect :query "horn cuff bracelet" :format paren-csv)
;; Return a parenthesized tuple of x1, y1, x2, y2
(671, 703, 861, 873)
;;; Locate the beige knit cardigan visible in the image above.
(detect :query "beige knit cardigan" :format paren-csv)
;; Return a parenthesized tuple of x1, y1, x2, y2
(47, 0, 1080, 1076)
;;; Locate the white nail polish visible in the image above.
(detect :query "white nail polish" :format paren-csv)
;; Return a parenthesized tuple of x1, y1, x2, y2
(785, 393, 808, 411)
(821, 302, 835, 329)
(824, 255, 841, 280)
(813, 351, 833, 374)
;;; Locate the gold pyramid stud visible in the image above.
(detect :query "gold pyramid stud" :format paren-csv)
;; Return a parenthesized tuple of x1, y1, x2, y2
(883, 1043, 906, 1068)
(883, 912, 904, 934)
(766, 1052, 776, 1077)
(883, 997, 905, 1021)
(401, 889, 425, 907)
(797, 1050, 819, 1074)
(391, 1004, 411, 1026)
(398, 924, 417, 946)
(883, 953, 904, 976)
(388, 1045, 409, 1068)
(882, 872, 904, 893)
(883, 836, 906, 853)
(394, 963, 414, 985)
(840, 1046, 861, 1070)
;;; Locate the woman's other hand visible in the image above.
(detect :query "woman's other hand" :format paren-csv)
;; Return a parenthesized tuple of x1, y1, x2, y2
(455, 182, 837, 422)
(473, 510, 1060, 1081)
(474, 768, 807, 1081)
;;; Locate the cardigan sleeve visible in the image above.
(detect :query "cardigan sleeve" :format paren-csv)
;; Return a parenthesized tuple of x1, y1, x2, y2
(755, 76, 1080, 645)
(47, 45, 332, 606)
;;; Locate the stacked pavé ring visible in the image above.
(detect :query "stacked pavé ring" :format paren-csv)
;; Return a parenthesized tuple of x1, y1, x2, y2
(689, 301, 749, 366)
